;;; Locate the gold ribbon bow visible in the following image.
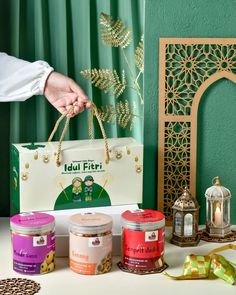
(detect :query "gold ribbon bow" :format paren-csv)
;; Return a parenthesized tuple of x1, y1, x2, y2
(165, 244, 236, 285)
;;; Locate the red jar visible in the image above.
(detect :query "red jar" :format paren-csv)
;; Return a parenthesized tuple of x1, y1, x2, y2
(121, 209, 165, 272)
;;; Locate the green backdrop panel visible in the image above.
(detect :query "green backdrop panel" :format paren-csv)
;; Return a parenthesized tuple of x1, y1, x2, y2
(144, 0, 236, 223)
(197, 79, 236, 223)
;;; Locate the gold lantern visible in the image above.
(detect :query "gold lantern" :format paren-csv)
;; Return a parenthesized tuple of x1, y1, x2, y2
(171, 187, 200, 247)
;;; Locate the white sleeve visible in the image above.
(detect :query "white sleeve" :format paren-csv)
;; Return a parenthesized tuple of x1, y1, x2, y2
(0, 52, 54, 102)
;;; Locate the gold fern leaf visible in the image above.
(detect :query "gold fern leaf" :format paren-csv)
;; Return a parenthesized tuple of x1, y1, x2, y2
(100, 13, 132, 48)
(80, 69, 126, 98)
(98, 100, 137, 130)
(134, 35, 144, 73)
(98, 104, 116, 124)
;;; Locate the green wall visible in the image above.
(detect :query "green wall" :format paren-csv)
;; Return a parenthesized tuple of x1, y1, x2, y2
(143, 0, 236, 223)
(0, 0, 11, 217)
(1, 0, 236, 222)
(197, 80, 236, 223)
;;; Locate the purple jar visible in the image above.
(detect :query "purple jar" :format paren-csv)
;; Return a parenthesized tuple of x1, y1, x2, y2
(10, 212, 56, 275)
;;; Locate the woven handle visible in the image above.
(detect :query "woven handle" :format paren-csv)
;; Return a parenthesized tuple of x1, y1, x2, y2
(48, 103, 110, 166)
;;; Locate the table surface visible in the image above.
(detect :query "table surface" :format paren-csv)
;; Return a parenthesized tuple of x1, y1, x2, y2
(1, 218, 236, 295)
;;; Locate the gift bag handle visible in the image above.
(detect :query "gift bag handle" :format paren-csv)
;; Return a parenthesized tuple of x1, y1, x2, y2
(48, 102, 110, 167)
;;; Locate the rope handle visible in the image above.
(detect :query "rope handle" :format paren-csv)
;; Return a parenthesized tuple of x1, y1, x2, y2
(48, 102, 110, 166)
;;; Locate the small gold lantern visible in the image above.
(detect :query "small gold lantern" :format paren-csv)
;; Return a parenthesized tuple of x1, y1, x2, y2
(171, 187, 200, 247)
(205, 176, 231, 238)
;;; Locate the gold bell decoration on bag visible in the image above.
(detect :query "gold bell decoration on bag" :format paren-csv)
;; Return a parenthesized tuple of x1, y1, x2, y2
(171, 187, 200, 247)
(201, 176, 236, 242)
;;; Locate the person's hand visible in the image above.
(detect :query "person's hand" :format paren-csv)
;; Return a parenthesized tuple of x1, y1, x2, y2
(44, 71, 91, 116)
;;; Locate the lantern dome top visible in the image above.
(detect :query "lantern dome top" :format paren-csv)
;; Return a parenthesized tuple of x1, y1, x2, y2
(205, 176, 231, 200)
(173, 187, 199, 211)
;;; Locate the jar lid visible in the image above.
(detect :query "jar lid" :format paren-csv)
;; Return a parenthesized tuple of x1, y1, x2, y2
(10, 212, 55, 234)
(69, 212, 113, 234)
(121, 209, 165, 231)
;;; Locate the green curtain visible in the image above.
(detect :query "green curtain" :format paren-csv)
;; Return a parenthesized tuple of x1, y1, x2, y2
(0, 0, 144, 217)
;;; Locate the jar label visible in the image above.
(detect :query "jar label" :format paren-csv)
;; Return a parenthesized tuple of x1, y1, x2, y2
(33, 235, 47, 247)
(122, 227, 164, 270)
(70, 234, 112, 275)
(145, 230, 158, 242)
(12, 232, 55, 275)
(129, 209, 144, 213)
(88, 237, 103, 247)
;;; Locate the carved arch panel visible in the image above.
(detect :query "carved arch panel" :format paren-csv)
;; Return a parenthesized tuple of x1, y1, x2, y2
(158, 38, 236, 224)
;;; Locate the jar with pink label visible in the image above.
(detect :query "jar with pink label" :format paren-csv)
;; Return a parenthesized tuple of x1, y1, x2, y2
(69, 212, 112, 275)
(120, 209, 165, 274)
(10, 212, 56, 275)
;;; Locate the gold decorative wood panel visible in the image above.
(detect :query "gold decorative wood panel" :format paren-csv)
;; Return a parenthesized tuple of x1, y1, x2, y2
(158, 38, 236, 224)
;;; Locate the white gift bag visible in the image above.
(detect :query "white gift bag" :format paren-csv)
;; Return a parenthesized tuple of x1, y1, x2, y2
(11, 104, 143, 214)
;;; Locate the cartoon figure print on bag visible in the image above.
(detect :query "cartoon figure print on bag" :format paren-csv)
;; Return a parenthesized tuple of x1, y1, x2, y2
(84, 175, 94, 202)
(72, 177, 82, 202)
